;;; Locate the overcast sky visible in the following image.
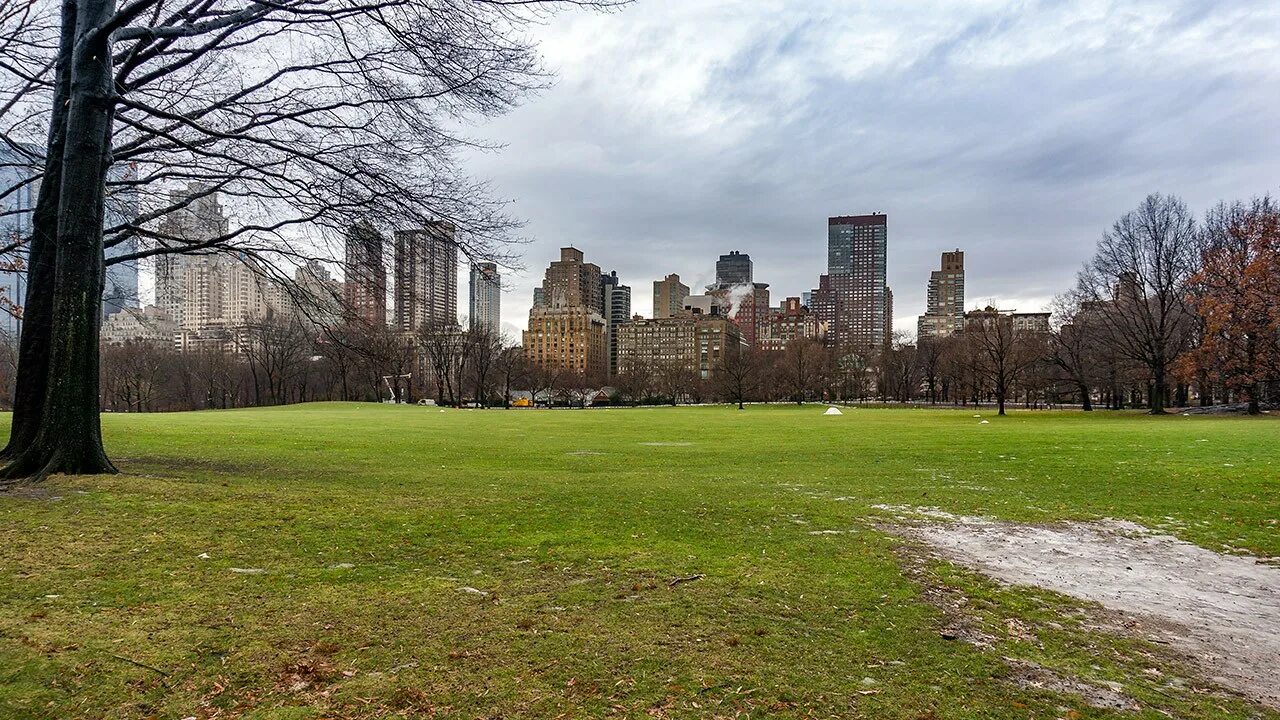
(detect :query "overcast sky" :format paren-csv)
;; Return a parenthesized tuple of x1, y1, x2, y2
(460, 0, 1279, 339)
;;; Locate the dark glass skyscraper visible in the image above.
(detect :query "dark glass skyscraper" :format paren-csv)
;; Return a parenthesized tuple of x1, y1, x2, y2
(813, 213, 890, 350)
(715, 251, 753, 286)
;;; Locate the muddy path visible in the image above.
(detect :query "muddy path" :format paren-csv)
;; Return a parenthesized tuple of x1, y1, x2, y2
(881, 508, 1280, 710)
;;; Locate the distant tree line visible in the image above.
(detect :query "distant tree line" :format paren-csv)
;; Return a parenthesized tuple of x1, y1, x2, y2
(1, 193, 1271, 418)
(78, 321, 523, 412)
(614, 193, 1280, 416)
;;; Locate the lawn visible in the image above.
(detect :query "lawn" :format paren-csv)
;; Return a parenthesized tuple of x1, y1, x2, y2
(1, 403, 1277, 719)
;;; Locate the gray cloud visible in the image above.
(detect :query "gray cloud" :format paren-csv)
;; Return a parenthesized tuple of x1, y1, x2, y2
(466, 0, 1280, 337)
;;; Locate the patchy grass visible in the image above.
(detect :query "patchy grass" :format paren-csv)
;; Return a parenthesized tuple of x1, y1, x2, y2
(1, 403, 1277, 719)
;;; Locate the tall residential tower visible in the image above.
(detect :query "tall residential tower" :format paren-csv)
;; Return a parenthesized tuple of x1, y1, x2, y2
(469, 261, 501, 336)
(393, 222, 457, 332)
(600, 270, 631, 377)
(917, 250, 965, 340)
(812, 213, 890, 350)
(523, 247, 608, 379)
(653, 273, 690, 319)
(343, 223, 387, 326)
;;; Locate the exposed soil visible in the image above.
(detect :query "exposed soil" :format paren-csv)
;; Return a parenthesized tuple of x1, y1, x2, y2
(1178, 402, 1278, 415)
(882, 506, 1280, 710)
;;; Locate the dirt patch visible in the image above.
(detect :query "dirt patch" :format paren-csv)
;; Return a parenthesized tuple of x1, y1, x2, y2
(114, 456, 263, 476)
(889, 508, 1280, 709)
(0, 484, 68, 500)
(1005, 658, 1140, 711)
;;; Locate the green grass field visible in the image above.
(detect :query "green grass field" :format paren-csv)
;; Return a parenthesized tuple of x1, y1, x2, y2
(1, 404, 1277, 719)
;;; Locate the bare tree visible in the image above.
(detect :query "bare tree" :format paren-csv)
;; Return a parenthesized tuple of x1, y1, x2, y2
(917, 337, 946, 404)
(876, 332, 920, 403)
(493, 339, 527, 409)
(420, 323, 471, 406)
(1075, 194, 1200, 414)
(1047, 292, 1104, 410)
(526, 363, 562, 408)
(100, 341, 169, 411)
(467, 326, 501, 407)
(776, 338, 827, 404)
(0, 0, 620, 482)
(715, 347, 764, 410)
(564, 368, 605, 409)
(965, 310, 1047, 416)
(612, 357, 653, 405)
(652, 358, 696, 406)
(240, 317, 313, 405)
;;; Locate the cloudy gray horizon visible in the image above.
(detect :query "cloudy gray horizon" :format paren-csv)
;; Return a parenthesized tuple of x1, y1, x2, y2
(462, 0, 1279, 340)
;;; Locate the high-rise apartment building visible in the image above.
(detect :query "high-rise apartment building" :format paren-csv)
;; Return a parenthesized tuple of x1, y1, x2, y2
(524, 247, 608, 379)
(295, 260, 343, 328)
(600, 270, 631, 377)
(469, 261, 501, 336)
(616, 311, 742, 381)
(706, 282, 770, 347)
(155, 184, 231, 329)
(171, 253, 288, 333)
(100, 306, 177, 346)
(540, 246, 602, 311)
(917, 250, 965, 340)
(715, 251, 753, 286)
(149, 186, 299, 353)
(761, 297, 825, 352)
(653, 273, 690, 319)
(706, 251, 769, 347)
(885, 286, 895, 346)
(102, 163, 141, 318)
(0, 144, 36, 337)
(2, 148, 139, 333)
(393, 222, 457, 332)
(344, 224, 387, 326)
(964, 306, 1050, 335)
(813, 213, 890, 351)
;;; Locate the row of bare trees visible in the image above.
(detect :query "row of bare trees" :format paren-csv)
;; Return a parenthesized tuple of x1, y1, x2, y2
(92, 320, 529, 412)
(599, 192, 1277, 416)
(881, 193, 1280, 415)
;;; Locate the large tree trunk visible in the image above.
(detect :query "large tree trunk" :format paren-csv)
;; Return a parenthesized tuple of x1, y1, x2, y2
(1150, 368, 1168, 415)
(1078, 382, 1093, 411)
(0, 0, 75, 464)
(3, 0, 118, 480)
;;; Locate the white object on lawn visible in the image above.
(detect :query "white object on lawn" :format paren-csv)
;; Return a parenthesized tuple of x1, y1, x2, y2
(824, 407, 843, 416)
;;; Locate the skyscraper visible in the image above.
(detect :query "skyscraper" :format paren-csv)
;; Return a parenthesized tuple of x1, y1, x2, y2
(524, 247, 608, 379)
(295, 259, 343, 328)
(154, 184, 231, 329)
(1, 147, 140, 332)
(885, 285, 895, 346)
(393, 222, 457, 332)
(344, 223, 387, 326)
(150, 188, 290, 351)
(653, 273, 690, 319)
(600, 270, 631, 377)
(0, 144, 36, 337)
(813, 213, 890, 350)
(102, 163, 141, 318)
(706, 251, 769, 347)
(715, 251, 753, 286)
(469, 261, 501, 336)
(917, 250, 965, 340)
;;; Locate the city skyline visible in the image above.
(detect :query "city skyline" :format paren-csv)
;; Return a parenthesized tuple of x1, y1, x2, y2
(8, 2, 1279, 346)
(455, 0, 1279, 340)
